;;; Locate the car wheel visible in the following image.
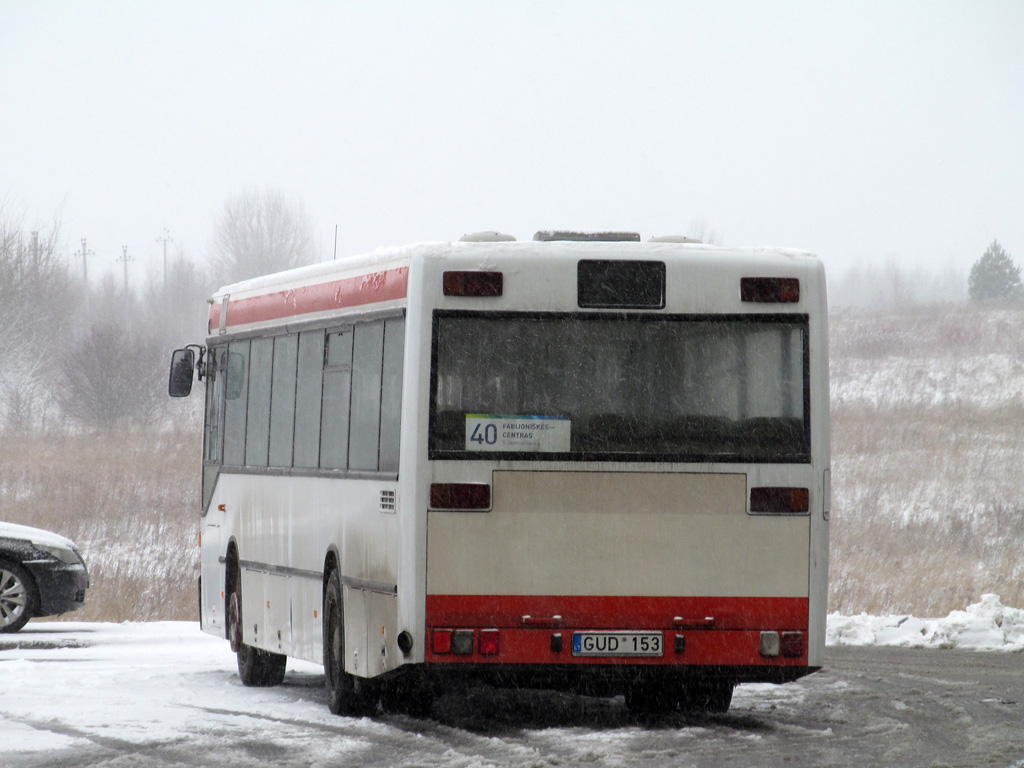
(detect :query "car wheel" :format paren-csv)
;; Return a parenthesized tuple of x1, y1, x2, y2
(226, 573, 286, 687)
(0, 560, 37, 634)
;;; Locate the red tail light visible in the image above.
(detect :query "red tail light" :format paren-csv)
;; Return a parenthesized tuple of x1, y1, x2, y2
(750, 487, 809, 513)
(443, 271, 503, 297)
(741, 277, 800, 303)
(430, 483, 491, 511)
(781, 631, 805, 657)
(479, 629, 500, 656)
(432, 629, 452, 654)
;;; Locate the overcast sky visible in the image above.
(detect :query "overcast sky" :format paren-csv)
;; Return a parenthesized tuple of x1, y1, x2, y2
(1, 1, 1021, 287)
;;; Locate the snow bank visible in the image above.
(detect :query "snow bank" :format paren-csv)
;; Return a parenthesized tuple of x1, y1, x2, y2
(827, 594, 1024, 651)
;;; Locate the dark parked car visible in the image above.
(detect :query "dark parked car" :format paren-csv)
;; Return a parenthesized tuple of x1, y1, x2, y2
(0, 522, 89, 633)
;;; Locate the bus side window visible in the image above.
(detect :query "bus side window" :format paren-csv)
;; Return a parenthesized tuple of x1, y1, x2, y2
(379, 318, 405, 472)
(223, 341, 250, 467)
(349, 321, 385, 471)
(245, 337, 274, 467)
(268, 335, 299, 468)
(202, 347, 227, 512)
(320, 329, 354, 470)
(294, 330, 325, 468)
(204, 347, 224, 464)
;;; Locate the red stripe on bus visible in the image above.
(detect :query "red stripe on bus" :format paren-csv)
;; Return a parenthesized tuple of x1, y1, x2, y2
(426, 594, 808, 630)
(209, 266, 409, 329)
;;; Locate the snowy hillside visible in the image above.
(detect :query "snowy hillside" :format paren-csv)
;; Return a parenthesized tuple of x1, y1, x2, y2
(830, 305, 1024, 408)
(828, 303, 1024, 616)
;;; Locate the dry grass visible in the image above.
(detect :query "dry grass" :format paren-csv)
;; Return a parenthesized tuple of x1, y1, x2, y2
(829, 303, 1024, 616)
(0, 427, 200, 622)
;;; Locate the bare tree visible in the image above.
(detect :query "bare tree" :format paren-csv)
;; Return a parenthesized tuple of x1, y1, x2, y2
(212, 189, 318, 286)
(0, 206, 76, 429)
(57, 323, 166, 427)
(686, 216, 724, 246)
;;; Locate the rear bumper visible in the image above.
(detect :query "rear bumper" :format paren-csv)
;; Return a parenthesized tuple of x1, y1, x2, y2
(426, 594, 810, 671)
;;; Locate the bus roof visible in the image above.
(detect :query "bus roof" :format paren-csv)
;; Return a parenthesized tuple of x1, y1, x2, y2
(209, 238, 821, 336)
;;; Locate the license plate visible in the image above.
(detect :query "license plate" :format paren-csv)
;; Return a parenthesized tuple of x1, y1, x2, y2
(571, 631, 664, 657)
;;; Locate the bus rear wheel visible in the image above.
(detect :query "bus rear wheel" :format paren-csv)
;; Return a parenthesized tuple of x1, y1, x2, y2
(380, 675, 435, 719)
(624, 679, 678, 715)
(226, 579, 286, 687)
(323, 569, 377, 715)
(680, 679, 734, 714)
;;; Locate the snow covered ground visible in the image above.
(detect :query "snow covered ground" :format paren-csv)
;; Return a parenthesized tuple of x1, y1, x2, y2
(3, 596, 1023, 767)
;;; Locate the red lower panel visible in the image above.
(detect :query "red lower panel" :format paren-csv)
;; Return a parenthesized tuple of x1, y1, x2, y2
(425, 594, 808, 667)
(427, 594, 807, 631)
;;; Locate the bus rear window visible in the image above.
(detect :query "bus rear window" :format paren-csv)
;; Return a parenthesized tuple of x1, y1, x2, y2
(429, 311, 809, 463)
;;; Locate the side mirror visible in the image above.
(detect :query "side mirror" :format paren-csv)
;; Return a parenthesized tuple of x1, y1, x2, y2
(169, 349, 195, 397)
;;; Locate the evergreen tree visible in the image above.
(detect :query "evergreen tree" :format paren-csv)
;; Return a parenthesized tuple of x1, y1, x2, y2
(968, 240, 1022, 302)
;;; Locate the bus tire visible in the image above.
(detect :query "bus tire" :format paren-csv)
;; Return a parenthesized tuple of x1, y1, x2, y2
(680, 679, 734, 714)
(227, 575, 286, 687)
(323, 569, 377, 715)
(381, 676, 435, 719)
(624, 679, 677, 715)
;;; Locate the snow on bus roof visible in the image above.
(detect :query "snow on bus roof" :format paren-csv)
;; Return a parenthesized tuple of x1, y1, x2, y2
(213, 239, 820, 299)
(213, 241, 447, 298)
(735, 245, 819, 260)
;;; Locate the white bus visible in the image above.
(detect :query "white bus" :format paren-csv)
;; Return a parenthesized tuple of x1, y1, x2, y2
(169, 230, 830, 716)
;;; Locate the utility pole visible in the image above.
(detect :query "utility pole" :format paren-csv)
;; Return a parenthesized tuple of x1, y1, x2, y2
(76, 238, 94, 284)
(117, 245, 134, 291)
(157, 228, 173, 285)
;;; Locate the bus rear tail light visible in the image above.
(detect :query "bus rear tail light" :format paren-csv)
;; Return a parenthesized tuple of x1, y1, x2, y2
(781, 631, 805, 658)
(479, 629, 500, 656)
(741, 277, 800, 303)
(443, 270, 503, 297)
(432, 629, 452, 654)
(430, 483, 491, 511)
(760, 630, 805, 657)
(452, 630, 474, 655)
(750, 487, 809, 514)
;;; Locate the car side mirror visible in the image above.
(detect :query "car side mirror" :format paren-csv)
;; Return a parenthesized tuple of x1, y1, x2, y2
(168, 348, 195, 397)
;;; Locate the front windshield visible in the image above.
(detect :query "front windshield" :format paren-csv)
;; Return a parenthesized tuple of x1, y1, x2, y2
(429, 312, 809, 463)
